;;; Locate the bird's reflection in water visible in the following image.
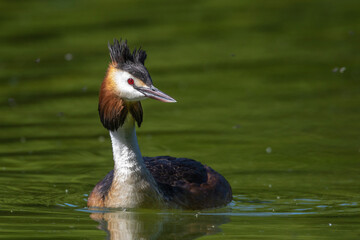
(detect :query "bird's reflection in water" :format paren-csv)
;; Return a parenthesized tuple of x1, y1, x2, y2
(90, 210, 229, 240)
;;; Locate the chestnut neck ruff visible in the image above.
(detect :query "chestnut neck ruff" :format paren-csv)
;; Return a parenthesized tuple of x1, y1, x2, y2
(98, 67, 143, 131)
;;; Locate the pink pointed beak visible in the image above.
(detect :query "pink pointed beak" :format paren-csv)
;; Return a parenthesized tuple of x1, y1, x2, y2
(137, 85, 177, 103)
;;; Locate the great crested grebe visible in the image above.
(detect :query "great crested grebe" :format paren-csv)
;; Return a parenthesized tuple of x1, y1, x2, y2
(87, 39, 232, 210)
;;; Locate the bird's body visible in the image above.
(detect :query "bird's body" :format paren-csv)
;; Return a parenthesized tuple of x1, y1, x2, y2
(88, 39, 232, 209)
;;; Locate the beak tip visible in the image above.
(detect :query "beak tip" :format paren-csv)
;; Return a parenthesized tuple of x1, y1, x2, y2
(138, 85, 177, 103)
(162, 98, 177, 103)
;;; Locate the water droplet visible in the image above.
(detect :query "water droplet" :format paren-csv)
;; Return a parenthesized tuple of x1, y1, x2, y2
(65, 53, 73, 61)
(98, 136, 105, 142)
(329, 223, 332, 226)
(332, 67, 338, 73)
(339, 67, 346, 73)
(266, 147, 272, 153)
(35, 58, 41, 63)
(268, 184, 272, 188)
(65, 189, 68, 193)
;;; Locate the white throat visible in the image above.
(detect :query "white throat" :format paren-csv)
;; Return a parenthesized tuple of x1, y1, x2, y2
(107, 116, 164, 208)
(110, 118, 143, 173)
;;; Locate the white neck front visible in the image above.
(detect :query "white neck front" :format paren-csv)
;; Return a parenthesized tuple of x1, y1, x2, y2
(106, 116, 164, 208)
(110, 118, 143, 174)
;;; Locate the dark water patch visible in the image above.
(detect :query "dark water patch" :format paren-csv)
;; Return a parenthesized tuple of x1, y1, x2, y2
(0, 134, 106, 144)
(233, 170, 314, 175)
(0, 74, 52, 87)
(0, 148, 103, 157)
(138, 129, 228, 136)
(150, 58, 341, 79)
(2, 17, 150, 45)
(0, 89, 97, 107)
(150, 59, 257, 76)
(0, 149, 63, 157)
(72, 17, 151, 33)
(4, 31, 61, 44)
(0, 122, 78, 129)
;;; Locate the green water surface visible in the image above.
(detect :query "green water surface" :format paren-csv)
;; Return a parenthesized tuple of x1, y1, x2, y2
(1, 0, 360, 239)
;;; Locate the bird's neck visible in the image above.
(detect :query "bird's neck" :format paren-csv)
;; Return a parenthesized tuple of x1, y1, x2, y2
(107, 116, 164, 208)
(110, 118, 143, 173)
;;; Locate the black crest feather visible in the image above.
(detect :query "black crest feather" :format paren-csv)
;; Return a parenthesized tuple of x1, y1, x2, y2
(132, 47, 147, 65)
(108, 38, 153, 86)
(108, 38, 147, 67)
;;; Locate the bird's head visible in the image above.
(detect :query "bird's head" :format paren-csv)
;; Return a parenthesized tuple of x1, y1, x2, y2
(99, 39, 176, 131)
(106, 39, 176, 103)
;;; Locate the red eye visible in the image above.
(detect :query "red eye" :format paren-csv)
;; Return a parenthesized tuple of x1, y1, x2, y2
(127, 78, 134, 85)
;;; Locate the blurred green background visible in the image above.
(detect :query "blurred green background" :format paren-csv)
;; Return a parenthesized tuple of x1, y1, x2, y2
(0, 0, 359, 239)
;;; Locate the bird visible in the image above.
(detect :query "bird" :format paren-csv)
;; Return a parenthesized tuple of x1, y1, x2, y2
(87, 39, 232, 210)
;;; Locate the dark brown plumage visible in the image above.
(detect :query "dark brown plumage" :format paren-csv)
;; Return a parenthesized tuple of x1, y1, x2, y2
(144, 156, 232, 209)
